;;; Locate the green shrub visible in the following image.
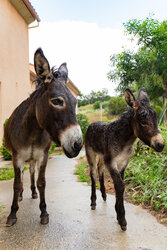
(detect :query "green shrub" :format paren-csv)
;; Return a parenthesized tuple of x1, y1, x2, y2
(93, 101, 100, 110)
(101, 101, 109, 109)
(152, 105, 162, 118)
(125, 124, 167, 211)
(76, 113, 90, 143)
(74, 161, 90, 182)
(49, 141, 60, 154)
(0, 119, 12, 160)
(108, 96, 127, 115)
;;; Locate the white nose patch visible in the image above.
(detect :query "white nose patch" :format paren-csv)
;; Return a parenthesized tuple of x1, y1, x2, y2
(59, 124, 82, 152)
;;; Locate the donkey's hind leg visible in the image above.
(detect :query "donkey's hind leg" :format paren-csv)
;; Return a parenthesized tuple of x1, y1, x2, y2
(97, 157, 106, 201)
(86, 147, 97, 210)
(6, 156, 24, 226)
(18, 166, 24, 202)
(29, 160, 38, 199)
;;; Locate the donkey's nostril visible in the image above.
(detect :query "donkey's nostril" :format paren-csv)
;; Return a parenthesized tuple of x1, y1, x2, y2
(74, 141, 82, 151)
(156, 142, 165, 152)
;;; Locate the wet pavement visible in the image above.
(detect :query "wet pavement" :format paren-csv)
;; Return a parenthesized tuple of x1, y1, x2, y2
(0, 153, 167, 250)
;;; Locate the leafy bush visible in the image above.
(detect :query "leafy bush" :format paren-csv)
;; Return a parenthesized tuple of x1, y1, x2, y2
(152, 105, 162, 118)
(49, 141, 60, 154)
(77, 113, 90, 143)
(74, 161, 90, 182)
(108, 96, 127, 115)
(101, 101, 109, 109)
(0, 166, 28, 180)
(0, 119, 12, 160)
(93, 101, 100, 110)
(125, 125, 167, 212)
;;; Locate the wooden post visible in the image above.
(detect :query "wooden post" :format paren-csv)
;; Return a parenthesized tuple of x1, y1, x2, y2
(100, 103, 102, 121)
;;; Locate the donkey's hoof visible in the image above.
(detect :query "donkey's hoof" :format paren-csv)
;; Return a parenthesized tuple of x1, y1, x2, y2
(6, 217, 17, 227)
(117, 218, 127, 231)
(32, 193, 38, 199)
(103, 196, 107, 201)
(121, 225, 127, 231)
(91, 205, 96, 210)
(40, 214, 49, 225)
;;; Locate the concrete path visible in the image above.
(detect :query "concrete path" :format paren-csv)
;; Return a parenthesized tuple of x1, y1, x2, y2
(0, 154, 167, 250)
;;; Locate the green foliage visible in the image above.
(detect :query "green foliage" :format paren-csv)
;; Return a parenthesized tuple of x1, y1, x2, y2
(0, 166, 28, 181)
(108, 16, 167, 121)
(152, 105, 162, 118)
(93, 101, 100, 110)
(74, 161, 90, 182)
(49, 141, 60, 154)
(76, 113, 90, 143)
(78, 88, 110, 107)
(0, 119, 12, 160)
(125, 124, 167, 211)
(108, 96, 127, 115)
(0, 203, 3, 213)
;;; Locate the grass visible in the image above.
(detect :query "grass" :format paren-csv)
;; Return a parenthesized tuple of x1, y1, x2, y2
(74, 161, 90, 183)
(78, 104, 117, 123)
(0, 203, 3, 213)
(125, 131, 167, 211)
(0, 166, 28, 181)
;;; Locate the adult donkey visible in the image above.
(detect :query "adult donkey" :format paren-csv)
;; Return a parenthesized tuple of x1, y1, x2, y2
(85, 88, 164, 231)
(4, 48, 83, 226)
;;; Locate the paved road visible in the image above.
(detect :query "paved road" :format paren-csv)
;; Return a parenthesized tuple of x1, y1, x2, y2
(0, 154, 167, 250)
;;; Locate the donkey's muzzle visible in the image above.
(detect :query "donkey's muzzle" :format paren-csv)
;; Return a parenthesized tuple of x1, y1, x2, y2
(151, 133, 165, 152)
(63, 140, 83, 158)
(154, 141, 165, 152)
(59, 124, 83, 158)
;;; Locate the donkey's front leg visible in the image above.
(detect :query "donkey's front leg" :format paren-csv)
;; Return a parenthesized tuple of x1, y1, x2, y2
(6, 157, 24, 226)
(106, 161, 127, 231)
(37, 157, 49, 225)
(113, 170, 126, 231)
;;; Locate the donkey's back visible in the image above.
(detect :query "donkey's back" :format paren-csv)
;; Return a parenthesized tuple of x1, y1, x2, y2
(4, 90, 50, 155)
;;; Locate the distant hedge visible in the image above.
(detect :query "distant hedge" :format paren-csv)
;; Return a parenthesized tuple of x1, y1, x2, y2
(0, 119, 12, 160)
(77, 113, 90, 143)
(108, 96, 127, 115)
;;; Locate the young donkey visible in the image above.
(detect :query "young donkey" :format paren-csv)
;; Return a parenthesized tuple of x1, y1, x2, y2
(85, 88, 164, 231)
(4, 48, 83, 226)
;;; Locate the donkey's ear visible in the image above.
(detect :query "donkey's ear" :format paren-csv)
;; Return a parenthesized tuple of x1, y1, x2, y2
(138, 88, 150, 105)
(34, 48, 53, 84)
(58, 63, 68, 80)
(124, 88, 138, 108)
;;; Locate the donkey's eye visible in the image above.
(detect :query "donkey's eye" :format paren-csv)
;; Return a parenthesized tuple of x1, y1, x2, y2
(51, 98, 64, 107)
(140, 120, 148, 126)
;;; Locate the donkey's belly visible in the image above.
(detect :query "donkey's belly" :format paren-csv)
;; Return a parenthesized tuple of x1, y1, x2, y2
(17, 147, 45, 163)
(113, 145, 133, 172)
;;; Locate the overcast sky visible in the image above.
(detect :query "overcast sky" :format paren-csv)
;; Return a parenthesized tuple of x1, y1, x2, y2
(29, 0, 167, 95)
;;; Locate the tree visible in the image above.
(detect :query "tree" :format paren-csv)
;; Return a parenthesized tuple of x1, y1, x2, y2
(78, 88, 110, 107)
(108, 16, 167, 122)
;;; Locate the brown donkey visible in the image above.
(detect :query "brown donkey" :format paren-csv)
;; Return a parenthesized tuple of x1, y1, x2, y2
(85, 88, 164, 231)
(4, 48, 83, 226)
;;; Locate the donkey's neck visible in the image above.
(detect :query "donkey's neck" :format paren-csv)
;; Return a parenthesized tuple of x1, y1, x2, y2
(113, 108, 137, 146)
(23, 91, 44, 134)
